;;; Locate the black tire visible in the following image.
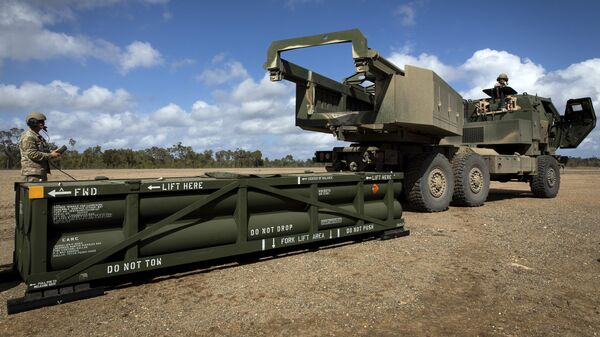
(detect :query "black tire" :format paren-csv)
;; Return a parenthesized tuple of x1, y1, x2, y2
(451, 152, 490, 207)
(405, 153, 454, 212)
(331, 161, 346, 172)
(530, 155, 560, 198)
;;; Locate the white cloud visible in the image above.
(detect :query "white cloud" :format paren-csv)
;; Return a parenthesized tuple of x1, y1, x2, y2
(197, 57, 250, 85)
(200, 74, 296, 135)
(44, 109, 141, 148)
(0, 1, 58, 26)
(388, 51, 461, 81)
(534, 59, 600, 109)
(0, 19, 97, 61)
(0, 81, 134, 113)
(139, 132, 168, 148)
(279, 133, 342, 159)
(4, 70, 294, 156)
(211, 53, 226, 64)
(139, 73, 340, 157)
(119, 41, 164, 74)
(460, 49, 546, 99)
(190, 100, 219, 119)
(0, 0, 164, 74)
(0, 70, 301, 157)
(387, 47, 547, 98)
(150, 103, 188, 126)
(103, 137, 129, 148)
(170, 58, 195, 72)
(3, 52, 599, 159)
(235, 116, 296, 135)
(394, 3, 417, 26)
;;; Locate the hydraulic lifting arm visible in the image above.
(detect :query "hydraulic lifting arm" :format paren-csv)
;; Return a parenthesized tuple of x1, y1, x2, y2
(263, 29, 405, 134)
(264, 28, 403, 83)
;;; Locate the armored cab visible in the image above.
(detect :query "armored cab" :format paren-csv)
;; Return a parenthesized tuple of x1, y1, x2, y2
(456, 88, 596, 156)
(442, 88, 596, 184)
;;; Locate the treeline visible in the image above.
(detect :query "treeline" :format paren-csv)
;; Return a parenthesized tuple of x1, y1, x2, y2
(0, 128, 315, 169)
(565, 157, 600, 167)
(3, 128, 600, 169)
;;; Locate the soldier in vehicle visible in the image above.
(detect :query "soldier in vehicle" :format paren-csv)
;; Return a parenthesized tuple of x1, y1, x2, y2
(495, 73, 509, 87)
(492, 73, 511, 109)
(19, 112, 62, 182)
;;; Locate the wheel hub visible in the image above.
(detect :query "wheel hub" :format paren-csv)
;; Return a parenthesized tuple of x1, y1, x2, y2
(547, 167, 556, 187)
(349, 161, 358, 172)
(469, 167, 484, 194)
(428, 168, 446, 198)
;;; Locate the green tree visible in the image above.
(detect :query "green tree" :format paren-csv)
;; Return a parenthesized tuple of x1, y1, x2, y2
(0, 128, 24, 169)
(0, 128, 324, 170)
(199, 150, 215, 167)
(169, 142, 199, 167)
(81, 146, 103, 168)
(145, 146, 174, 168)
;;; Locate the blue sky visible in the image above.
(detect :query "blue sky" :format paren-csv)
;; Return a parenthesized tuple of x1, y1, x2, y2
(1, 0, 599, 159)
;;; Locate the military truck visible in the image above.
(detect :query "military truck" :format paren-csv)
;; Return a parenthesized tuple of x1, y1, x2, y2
(264, 29, 596, 212)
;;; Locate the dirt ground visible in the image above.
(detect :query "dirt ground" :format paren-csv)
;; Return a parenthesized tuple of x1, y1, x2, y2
(0, 168, 599, 337)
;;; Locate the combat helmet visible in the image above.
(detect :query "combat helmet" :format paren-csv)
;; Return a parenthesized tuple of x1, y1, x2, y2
(497, 73, 509, 82)
(25, 111, 47, 127)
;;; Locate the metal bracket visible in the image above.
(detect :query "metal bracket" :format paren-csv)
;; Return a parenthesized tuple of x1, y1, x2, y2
(7, 283, 104, 315)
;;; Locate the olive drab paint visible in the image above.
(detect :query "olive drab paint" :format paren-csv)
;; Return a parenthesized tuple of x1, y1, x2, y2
(12, 172, 406, 296)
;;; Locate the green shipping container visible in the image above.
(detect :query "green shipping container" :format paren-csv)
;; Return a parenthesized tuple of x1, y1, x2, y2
(10, 171, 408, 313)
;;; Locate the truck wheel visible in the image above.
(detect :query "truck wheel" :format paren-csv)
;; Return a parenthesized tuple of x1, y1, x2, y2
(405, 153, 454, 212)
(530, 155, 560, 198)
(452, 152, 490, 207)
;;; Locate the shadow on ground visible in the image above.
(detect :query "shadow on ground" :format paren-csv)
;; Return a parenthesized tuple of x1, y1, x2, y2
(485, 188, 532, 202)
(0, 266, 21, 292)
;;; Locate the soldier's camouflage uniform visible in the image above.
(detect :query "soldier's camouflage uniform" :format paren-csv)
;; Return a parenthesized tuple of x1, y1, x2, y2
(19, 129, 51, 182)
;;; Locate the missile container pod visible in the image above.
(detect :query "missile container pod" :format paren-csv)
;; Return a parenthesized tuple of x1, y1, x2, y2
(9, 171, 407, 313)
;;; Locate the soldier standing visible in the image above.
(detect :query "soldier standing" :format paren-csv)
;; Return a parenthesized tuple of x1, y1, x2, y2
(19, 112, 62, 182)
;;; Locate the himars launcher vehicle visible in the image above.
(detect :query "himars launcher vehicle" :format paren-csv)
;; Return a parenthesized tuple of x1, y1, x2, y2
(265, 29, 596, 211)
(7, 29, 595, 313)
